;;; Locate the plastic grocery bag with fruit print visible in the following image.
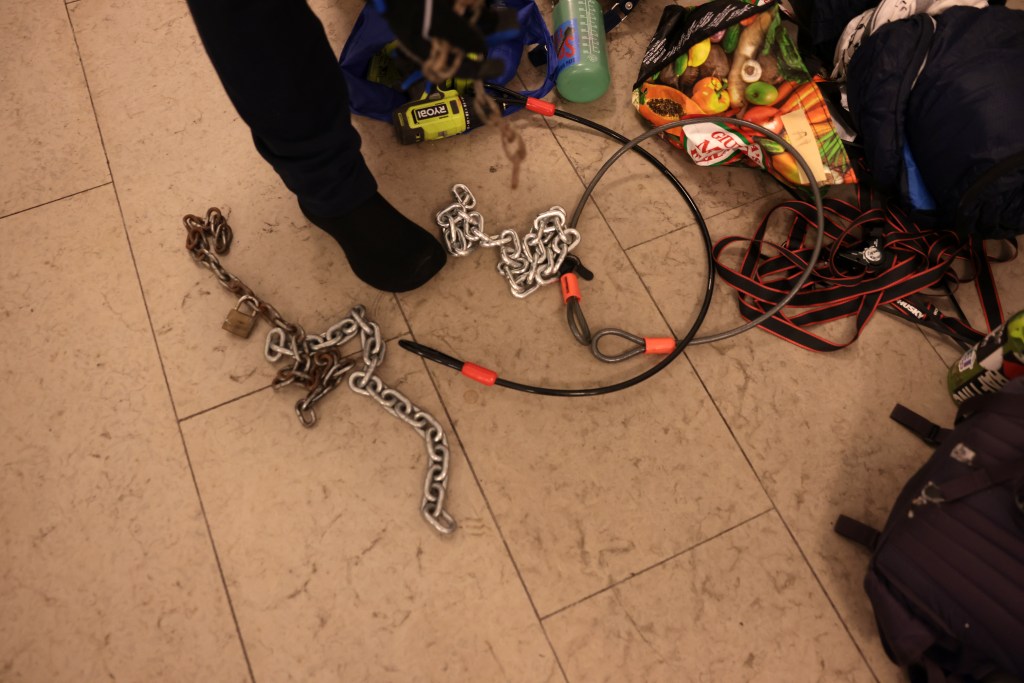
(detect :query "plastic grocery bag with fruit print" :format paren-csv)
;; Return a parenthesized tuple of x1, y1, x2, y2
(631, 0, 856, 188)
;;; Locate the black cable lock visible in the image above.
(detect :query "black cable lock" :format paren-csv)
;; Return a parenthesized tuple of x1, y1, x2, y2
(400, 84, 827, 397)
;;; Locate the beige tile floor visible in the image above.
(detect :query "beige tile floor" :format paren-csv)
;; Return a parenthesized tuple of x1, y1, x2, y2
(2, 0, 1022, 681)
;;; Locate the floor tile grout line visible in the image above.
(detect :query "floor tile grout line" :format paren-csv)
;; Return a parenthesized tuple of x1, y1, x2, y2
(171, 421, 258, 683)
(64, 6, 256, 681)
(536, 106, 875, 662)
(541, 106, 782, 347)
(540, 105, 880, 677)
(625, 187, 789, 253)
(539, 111, 781, 254)
(679, 352, 882, 682)
(392, 298, 572, 683)
(538, 114, 635, 258)
(772, 502, 883, 683)
(603, 157, 885, 678)
(538, 507, 773, 622)
(175, 329, 411, 424)
(178, 383, 275, 423)
(0, 182, 113, 222)
(616, 237, 883, 681)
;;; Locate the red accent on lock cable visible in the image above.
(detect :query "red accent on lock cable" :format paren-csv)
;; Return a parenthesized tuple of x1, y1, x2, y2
(461, 362, 498, 386)
(644, 338, 677, 355)
(560, 273, 581, 303)
(525, 97, 556, 117)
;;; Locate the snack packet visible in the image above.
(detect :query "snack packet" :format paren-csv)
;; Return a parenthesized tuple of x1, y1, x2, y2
(632, 0, 856, 187)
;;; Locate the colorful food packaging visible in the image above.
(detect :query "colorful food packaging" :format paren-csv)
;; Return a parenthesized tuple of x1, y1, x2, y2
(632, 0, 856, 188)
(948, 310, 1024, 405)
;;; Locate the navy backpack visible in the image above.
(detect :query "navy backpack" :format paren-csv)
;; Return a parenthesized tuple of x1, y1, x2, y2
(837, 378, 1024, 682)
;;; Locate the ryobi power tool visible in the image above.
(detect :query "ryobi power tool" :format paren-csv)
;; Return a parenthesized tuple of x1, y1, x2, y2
(392, 89, 485, 144)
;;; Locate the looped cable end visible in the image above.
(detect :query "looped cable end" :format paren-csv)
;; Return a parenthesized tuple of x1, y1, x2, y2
(591, 328, 647, 363)
(591, 331, 678, 362)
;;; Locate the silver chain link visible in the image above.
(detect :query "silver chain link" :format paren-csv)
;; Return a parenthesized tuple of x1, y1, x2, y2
(436, 184, 581, 298)
(183, 208, 456, 535)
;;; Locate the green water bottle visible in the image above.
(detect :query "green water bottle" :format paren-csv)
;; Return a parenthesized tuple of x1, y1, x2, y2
(552, 0, 610, 103)
(947, 309, 1024, 404)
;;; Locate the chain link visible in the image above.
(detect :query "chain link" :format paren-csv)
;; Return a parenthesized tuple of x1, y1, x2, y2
(436, 184, 581, 298)
(183, 208, 456, 535)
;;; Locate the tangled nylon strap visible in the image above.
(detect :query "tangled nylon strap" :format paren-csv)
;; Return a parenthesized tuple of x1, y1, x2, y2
(712, 188, 1016, 351)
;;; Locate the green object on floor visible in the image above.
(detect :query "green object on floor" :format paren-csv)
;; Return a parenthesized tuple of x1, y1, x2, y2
(948, 309, 1024, 403)
(552, 0, 610, 103)
(391, 89, 481, 144)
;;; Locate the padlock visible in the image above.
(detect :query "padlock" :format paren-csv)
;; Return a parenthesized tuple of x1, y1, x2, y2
(222, 295, 259, 338)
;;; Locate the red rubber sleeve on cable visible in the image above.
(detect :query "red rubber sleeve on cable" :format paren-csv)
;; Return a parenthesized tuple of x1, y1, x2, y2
(560, 273, 581, 303)
(461, 362, 498, 386)
(644, 338, 677, 355)
(526, 98, 556, 116)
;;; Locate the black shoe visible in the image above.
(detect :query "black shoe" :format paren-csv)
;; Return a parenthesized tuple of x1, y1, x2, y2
(301, 192, 447, 293)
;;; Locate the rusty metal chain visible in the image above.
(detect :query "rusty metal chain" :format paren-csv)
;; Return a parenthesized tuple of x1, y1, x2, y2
(183, 208, 455, 534)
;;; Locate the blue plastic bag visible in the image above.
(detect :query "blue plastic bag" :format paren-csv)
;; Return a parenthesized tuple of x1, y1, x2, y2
(339, 0, 557, 122)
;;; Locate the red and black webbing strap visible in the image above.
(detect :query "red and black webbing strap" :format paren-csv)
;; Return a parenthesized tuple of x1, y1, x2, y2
(883, 294, 986, 350)
(970, 235, 1015, 334)
(711, 194, 1012, 352)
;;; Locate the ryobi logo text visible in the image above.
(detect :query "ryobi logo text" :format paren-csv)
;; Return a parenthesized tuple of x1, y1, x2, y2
(414, 103, 450, 121)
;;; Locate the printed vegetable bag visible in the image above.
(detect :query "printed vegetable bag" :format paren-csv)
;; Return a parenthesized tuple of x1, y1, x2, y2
(631, 0, 856, 188)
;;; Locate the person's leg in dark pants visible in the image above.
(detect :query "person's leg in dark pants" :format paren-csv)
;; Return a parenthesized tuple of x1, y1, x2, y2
(186, 0, 445, 292)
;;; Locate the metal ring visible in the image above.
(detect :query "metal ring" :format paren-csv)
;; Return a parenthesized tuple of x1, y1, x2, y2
(919, 481, 946, 504)
(591, 328, 646, 363)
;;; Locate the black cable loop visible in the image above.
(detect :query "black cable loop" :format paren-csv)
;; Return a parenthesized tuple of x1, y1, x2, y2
(399, 85, 826, 397)
(590, 328, 649, 363)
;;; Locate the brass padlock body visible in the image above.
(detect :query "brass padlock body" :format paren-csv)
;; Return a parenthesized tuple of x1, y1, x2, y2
(222, 296, 259, 338)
